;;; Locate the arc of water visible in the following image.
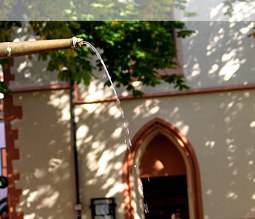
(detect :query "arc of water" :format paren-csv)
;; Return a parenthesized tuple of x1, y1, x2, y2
(80, 40, 149, 214)
(81, 41, 132, 151)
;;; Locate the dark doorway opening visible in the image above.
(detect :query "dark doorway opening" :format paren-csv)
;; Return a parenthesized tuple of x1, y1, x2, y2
(139, 134, 189, 219)
(141, 175, 189, 219)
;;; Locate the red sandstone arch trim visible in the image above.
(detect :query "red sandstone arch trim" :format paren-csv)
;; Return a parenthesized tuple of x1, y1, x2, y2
(122, 117, 203, 219)
(3, 60, 24, 219)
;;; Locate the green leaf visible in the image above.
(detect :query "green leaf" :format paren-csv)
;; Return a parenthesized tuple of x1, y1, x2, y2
(0, 82, 12, 94)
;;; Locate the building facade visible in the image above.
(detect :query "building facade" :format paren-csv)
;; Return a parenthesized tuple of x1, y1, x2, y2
(2, 20, 255, 219)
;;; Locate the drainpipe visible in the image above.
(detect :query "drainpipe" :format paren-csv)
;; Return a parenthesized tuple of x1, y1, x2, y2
(70, 78, 82, 219)
(0, 37, 84, 219)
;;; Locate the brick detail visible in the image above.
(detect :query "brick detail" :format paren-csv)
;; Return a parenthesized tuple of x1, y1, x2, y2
(3, 60, 24, 219)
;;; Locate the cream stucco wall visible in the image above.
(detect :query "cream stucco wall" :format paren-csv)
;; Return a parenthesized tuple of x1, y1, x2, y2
(183, 21, 255, 88)
(11, 90, 76, 219)
(10, 86, 255, 219)
(76, 88, 255, 219)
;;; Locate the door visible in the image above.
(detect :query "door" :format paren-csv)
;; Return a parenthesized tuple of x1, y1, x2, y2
(141, 176, 189, 219)
(139, 134, 189, 219)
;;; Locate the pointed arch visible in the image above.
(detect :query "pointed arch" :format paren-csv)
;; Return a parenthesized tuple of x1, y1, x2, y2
(122, 117, 203, 219)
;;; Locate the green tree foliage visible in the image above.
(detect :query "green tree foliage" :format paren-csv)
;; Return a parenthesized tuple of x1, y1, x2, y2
(0, 21, 193, 95)
(0, 0, 188, 21)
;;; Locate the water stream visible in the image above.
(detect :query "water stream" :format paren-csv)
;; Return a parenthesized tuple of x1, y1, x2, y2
(82, 41, 132, 151)
(83, 41, 149, 214)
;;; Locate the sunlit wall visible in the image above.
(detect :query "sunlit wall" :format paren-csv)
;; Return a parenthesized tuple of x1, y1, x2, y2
(5, 18, 255, 219)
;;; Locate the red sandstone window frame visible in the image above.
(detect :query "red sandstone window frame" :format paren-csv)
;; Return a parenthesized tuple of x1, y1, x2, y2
(157, 29, 183, 77)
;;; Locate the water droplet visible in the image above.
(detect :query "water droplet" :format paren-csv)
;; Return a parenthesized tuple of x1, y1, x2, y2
(125, 138, 132, 147)
(144, 203, 149, 214)
(138, 182, 143, 188)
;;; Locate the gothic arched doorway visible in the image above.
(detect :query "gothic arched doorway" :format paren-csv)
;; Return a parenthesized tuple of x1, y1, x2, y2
(122, 118, 203, 219)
